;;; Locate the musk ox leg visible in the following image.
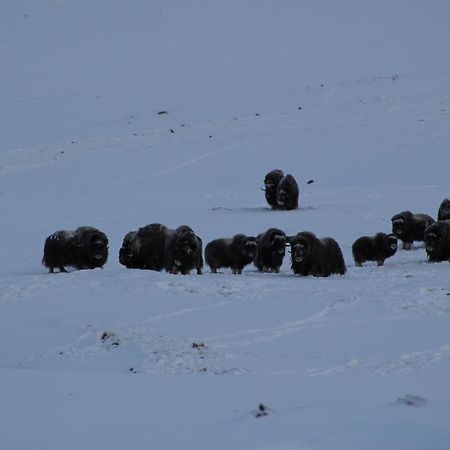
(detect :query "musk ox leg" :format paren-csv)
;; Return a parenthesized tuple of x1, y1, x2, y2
(262, 266, 271, 273)
(274, 267, 280, 273)
(232, 268, 237, 274)
(210, 268, 218, 274)
(58, 266, 68, 273)
(355, 262, 363, 267)
(196, 267, 202, 275)
(377, 259, 385, 267)
(403, 241, 412, 250)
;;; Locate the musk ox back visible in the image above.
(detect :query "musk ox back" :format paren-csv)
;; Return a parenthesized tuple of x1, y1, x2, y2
(263, 169, 285, 209)
(205, 234, 257, 274)
(352, 232, 398, 267)
(119, 223, 167, 270)
(391, 211, 435, 250)
(276, 174, 299, 210)
(424, 220, 450, 262)
(254, 228, 286, 273)
(290, 231, 346, 277)
(164, 225, 203, 275)
(42, 226, 108, 273)
(438, 199, 450, 221)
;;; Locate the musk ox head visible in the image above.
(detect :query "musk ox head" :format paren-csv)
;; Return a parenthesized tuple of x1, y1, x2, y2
(423, 221, 450, 262)
(385, 233, 398, 255)
(171, 229, 201, 269)
(243, 236, 258, 259)
(118, 231, 137, 267)
(290, 232, 317, 263)
(391, 211, 413, 237)
(75, 226, 109, 268)
(276, 174, 299, 209)
(269, 233, 286, 257)
(263, 169, 284, 191)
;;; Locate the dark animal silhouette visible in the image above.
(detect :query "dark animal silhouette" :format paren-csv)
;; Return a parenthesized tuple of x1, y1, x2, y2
(164, 225, 203, 275)
(254, 228, 286, 272)
(290, 231, 346, 276)
(276, 174, 299, 210)
(262, 169, 284, 209)
(205, 234, 257, 274)
(438, 199, 450, 221)
(424, 220, 450, 262)
(42, 226, 108, 273)
(119, 223, 167, 270)
(352, 232, 398, 266)
(391, 211, 434, 250)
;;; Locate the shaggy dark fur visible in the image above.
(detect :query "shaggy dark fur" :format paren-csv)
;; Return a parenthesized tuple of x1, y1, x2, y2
(352, 232, 398, 267)
(438, 199, 450, 221)
(254, 228, 286, 273)
(164, 225, 203, 275)
(263, 169, 285, 209)
(42, 226, 108, 273)
(205, 234, 257, 274)
(119, 223, 168, 271)
(424, 220, 450, 262)
(290, 231, 346, 277)
(391, 211, 435, 250)
(276, 174, 299, 210)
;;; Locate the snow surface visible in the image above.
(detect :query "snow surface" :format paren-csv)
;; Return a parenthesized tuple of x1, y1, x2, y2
(1, 1, 450, 449)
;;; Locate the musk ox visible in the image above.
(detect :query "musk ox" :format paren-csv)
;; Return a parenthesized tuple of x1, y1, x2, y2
(254, 228, 286, 273)
(164, 225, 203, 275)
(424, 220, 450, 262)
(352, 232, 398, 267)
(205, 234, 258, 274)
(290, 231, 346, 277)
(42, 226, 108, 273)
(438, 199, 450, 221)
(118, 223, 167, 270)
(262, 169, 285, 209)
(276, 174, 299, 210)
(391, 211, 435, 250)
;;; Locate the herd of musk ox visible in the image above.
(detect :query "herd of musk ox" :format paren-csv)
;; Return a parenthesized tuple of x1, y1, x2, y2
(42, 170, 450, 277)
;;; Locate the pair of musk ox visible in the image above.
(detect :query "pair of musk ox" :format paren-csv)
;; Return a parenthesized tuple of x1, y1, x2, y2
(119, 224, 203, 275)
(263, 170, 299, 210)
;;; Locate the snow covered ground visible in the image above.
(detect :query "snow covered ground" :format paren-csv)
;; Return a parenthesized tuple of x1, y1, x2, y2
(1, 1, 450, 448)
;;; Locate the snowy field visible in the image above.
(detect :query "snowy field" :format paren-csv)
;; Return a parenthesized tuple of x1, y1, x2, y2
(1, 1, 450, 449)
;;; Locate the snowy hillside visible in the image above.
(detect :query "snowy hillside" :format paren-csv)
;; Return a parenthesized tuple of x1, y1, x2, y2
(1, 1, 450, 449)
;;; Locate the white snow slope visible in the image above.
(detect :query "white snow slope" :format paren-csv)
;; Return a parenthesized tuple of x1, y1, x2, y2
(1, 1, 450, 449)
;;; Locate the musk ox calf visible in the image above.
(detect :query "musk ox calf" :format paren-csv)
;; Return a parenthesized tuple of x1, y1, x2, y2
(42, 226, 108, 273)
(352, 232, 398, 267)
(290, 231, 346, 277)
(254, 228, 286, 273)
(262, 169, 285, 209)
(424, 220, 450, 262)
(164, 225, 203, 275)
(276, 174, 299, 210)
(391, 211, 435, 250)
(438, 199, 450, 221)
(205, 234, 257, 274)
(119, 223, 167, 270)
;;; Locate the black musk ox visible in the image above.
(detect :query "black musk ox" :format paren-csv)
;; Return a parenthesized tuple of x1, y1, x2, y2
(119, 223, 167, 270)
(119, 224, 203, 274)
(290, 231, 346, 277)
(424, 220, 450, 262)
(438, 199, 450, 221)
(42, 226, 108, 273)
(352, 233, 398, 267)
(254, 228, 286, 273)
(163, 225, 203, 275)
(263, 169, 285, 209)
(276, 174, 299, 210)
(205, 234, 258, 274)
(391, 211, 435, 250)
